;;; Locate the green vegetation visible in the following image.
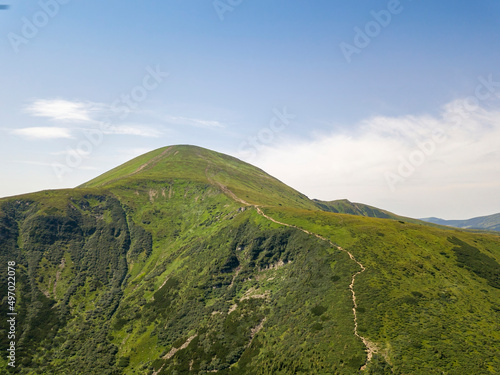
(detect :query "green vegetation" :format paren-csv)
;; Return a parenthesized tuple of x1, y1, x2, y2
(262, 206, 500, 374)
(0, 145, 499, 374)
(448, 236, 500, 288)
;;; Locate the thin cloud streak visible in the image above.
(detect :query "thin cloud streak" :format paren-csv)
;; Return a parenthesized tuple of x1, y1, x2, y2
(102, 124, 162, 137)
(25, 99, 223, 131)
(25, 99, 103, 122)
(162, 115, 225, 129)
(21, 98, 164, 139)
(11, 127, 74, 139)
(14, 160, 98, 171)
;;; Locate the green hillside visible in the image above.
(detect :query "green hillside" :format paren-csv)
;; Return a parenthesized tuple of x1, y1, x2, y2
(0, 145, 499, 374)
(79, 145, 316, 210)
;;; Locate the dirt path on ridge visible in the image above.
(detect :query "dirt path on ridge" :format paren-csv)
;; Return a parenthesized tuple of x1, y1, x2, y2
(255, 207, 377, 369)
(205, 174, 378, 370)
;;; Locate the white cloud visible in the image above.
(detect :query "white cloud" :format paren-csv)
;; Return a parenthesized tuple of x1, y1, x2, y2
(123, 147, 158, 156)
(242, 102, 500, 219)
(13, 161, 55, 167)
(14, 160, 98, 170)
(25, 99, 102, 122)
(21, 98, 165, 139)
(102, 124, 162, 137)
(11, 123, 161, 142)
(12, 127, 73, 139)
(50, 149, 91, 157)
(163, 115, 224, 128)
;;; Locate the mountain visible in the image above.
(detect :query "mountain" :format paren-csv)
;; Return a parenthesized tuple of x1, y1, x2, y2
(312, 199, 426, 224)
(79, 145, 316, 210)
(313, 199, 396, 218)
(421, 213, 500, 232)
(1, 145, 499, 374)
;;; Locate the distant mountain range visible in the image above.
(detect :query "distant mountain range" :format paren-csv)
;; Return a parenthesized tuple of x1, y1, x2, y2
(421, 213, 500, 232)
(315, 199, 500, 233)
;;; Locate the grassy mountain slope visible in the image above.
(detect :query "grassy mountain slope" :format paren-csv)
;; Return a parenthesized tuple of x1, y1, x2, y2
(261, 206, 500, 374)
(79, 145, 316, 210)
(422, 213, 500, 232)
(0, 179, 365, 374)
(0, 145, 499, 374)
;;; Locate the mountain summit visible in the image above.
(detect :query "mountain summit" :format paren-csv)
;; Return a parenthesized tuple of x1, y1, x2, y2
(80, 145, 316, 210)
(1, 145, 499, 374)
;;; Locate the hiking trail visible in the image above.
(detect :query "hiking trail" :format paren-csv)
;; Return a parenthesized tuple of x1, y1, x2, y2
(204, 168, 378, 369)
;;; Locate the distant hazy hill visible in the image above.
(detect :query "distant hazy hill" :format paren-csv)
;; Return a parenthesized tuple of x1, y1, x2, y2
(313, 198, 426, 225)
(1, 145, 499, 374)
(421, 213, 500, 232)
(313, 199, 394, 218)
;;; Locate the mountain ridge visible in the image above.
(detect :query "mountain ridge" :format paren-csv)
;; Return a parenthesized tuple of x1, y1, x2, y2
(421, 212, 500, 232)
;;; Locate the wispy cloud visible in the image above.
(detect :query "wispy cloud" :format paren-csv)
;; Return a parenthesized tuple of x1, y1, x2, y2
(163, 115, 224, 129)
(102, 124, 162, 137)
(25, 99, 103, 122)
(50, 149, 91, 157)
(11, 127, 73, 139)
(13, 161, 56, 167)
(20, 98, 165, 140)
(14, 160, 98, 170)
(25, 99, 222, 131)
(245, 102, 500, 218)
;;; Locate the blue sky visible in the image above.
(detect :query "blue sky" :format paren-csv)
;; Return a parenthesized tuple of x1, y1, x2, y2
(1, 0, 500, 219)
